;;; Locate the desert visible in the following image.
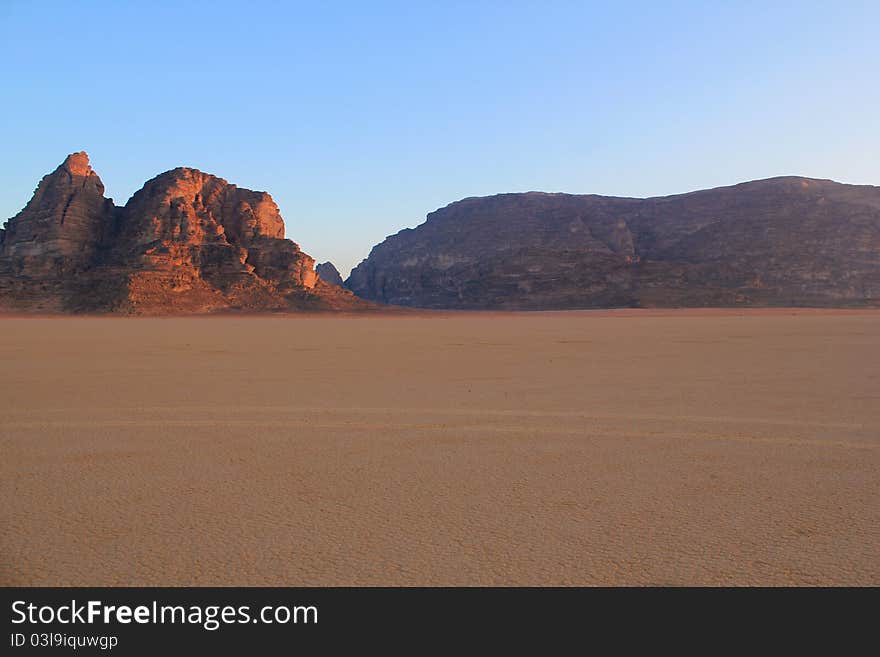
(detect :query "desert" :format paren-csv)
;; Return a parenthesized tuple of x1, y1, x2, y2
(1, 309, 877, 586)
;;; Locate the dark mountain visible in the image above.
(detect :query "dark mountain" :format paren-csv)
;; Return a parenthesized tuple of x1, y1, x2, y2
(315, 261, 345, 287)
(346, 177, 880, 309)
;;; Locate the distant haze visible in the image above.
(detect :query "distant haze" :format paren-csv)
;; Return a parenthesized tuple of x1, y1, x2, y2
(1, 1, 878, 276)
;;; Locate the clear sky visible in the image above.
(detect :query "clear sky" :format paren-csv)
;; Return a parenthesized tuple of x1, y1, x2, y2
(1, 1, 878, 276)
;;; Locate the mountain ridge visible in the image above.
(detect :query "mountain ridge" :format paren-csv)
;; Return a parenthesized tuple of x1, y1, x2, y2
(346, 176, 880, 309)
(4, 155, 878, 313)
(0, 152, 372, 314)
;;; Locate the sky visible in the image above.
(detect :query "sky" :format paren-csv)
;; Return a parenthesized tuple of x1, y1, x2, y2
(1, 1, 878, 277)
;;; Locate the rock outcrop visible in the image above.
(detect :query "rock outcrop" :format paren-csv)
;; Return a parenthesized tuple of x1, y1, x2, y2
(315, 261, 344, 287)
(0, 153, 371, 313)
(0, 153, 116, 279)
(347, 178, 880, 309)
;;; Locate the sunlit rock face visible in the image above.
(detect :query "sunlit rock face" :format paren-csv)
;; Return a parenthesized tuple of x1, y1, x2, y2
(0, 153, 369, 313)
(347, 179, 880, 309)
(0, 152, 116, 278)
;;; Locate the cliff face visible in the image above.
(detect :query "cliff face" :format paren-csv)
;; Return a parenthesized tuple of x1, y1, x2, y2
(0, 153, 369, 313)
(0, 152, 115, 278)
(347, 178, 880, 309)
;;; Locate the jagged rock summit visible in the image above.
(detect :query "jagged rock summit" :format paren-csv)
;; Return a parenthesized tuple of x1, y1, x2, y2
(347, 178, 880, 309)
(0, 152, 115, 279)
(315, 261, 344, 286)
(0, 152, 371, 313)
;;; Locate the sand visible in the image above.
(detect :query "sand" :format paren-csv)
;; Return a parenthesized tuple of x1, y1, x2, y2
(1, 310, 877, 586)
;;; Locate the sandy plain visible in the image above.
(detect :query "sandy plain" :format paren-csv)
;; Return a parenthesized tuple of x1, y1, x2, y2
(0, 309, 877, 586)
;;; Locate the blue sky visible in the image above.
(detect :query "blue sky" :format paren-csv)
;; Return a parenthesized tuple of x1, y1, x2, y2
(1, 1, 878, 276)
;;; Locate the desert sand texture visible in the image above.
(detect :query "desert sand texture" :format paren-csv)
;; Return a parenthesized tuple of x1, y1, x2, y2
(1, 309, 878, 586)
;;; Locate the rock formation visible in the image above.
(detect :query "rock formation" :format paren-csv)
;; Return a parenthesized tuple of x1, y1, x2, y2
(315, 261, 344, 287)
(347, 178, 880, 309)
(0, 153, 371, 313)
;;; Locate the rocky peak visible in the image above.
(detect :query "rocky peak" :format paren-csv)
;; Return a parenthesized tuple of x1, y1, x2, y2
(0, 151, 115, 278)
(114, 167, 317, 298)
(0, 153, 373, 313)
(315, 261, 344, 286)
(122, 167, 286, 245)
(60, 151, 95, 178)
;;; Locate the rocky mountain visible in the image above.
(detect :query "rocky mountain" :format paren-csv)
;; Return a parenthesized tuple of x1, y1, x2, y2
(0, 153, 371, 313)
(347, 177, 880, 309)
(0, 152, 115, 277)
(315, 261, 345, 287)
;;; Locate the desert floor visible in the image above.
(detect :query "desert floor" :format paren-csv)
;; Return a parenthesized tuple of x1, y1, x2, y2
(1, 310, 877, 585)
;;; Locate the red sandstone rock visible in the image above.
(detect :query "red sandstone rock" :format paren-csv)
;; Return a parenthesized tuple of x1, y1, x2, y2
(0, 153, 371, 313)
(0, 152, 115, 278)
